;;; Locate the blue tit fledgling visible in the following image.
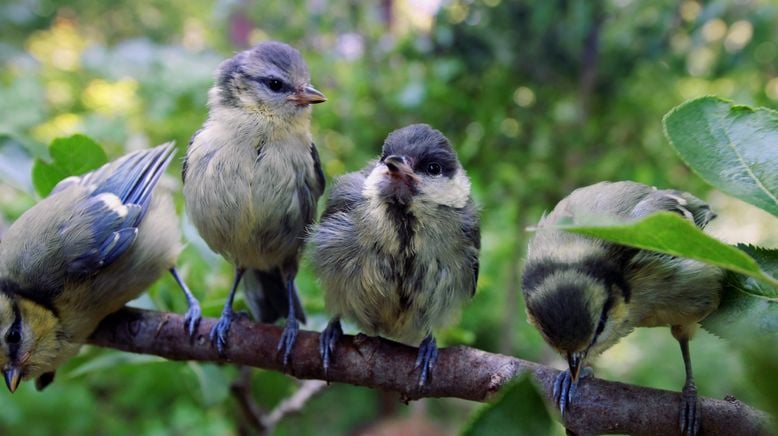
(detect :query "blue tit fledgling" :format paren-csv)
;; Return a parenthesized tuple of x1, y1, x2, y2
(310, 124, 480, 387)
(183, 41, 326, 362)
(521, 181, 723, 435)
(0, 142, 201, 392)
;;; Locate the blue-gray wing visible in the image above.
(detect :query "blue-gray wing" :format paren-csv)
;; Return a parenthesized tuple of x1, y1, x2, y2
(461, 198, 481, 297)
(320, 170, 366, 221)
(631, 188, 716, 229)
(61, 142, 176, 276)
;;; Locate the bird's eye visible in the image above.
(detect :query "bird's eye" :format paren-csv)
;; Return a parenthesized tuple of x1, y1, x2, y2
(266, 78, 284, 93)
(427, 162, 442, 176)
(6, 330, 20, 344)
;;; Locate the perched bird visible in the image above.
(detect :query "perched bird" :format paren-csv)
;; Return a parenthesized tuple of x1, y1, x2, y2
(183, 41, 326, 362)
(0, 142, 200, 392)
(521, 181, 722, 435)
(310, 124, 480, 386)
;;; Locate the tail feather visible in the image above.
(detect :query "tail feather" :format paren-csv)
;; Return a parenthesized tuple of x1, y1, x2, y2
(243, 268, 306, 324)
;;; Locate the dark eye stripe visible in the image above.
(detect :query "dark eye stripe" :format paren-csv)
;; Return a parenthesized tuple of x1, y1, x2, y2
(7, 299, 22, 360)
(589, 297, 613, 349)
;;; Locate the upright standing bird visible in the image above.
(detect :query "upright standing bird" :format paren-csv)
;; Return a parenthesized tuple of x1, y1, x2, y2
(0, 142, 200, 392)
(521, 181, 722, 435)
(183, 41, 326, 362)
(310, 124, 480, 386)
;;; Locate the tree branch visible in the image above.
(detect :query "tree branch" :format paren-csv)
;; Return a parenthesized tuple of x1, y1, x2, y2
(88, 308, 773, 436)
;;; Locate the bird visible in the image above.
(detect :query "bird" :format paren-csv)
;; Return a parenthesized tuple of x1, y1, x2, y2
(309, 123, 480, 387)
(521, 180, 722, 435)
(0, 142, 201, 392)
(183, 41, 326, 363)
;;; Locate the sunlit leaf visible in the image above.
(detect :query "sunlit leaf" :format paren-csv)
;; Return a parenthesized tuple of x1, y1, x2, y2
(31, 134, 108, 197)
(461, 375, 553, 436)
(562, 212, 778, 288)
(663, 97, 778, 217)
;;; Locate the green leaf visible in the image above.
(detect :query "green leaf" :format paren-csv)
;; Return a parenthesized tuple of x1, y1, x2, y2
(66, 351, 166, 378)
(663, 96, 778, 217)
(563, 212, 778, 288)
(31, 134, 108, 197)
(187, 362, 231, 407)
(461, 375, 553, 436)
(701, 245, 778, 342)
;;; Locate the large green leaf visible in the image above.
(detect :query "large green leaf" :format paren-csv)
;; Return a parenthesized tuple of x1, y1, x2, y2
(31, 134, 108, 197)
(563, 212, 778, 288)
(663, 97, 778, 217)
(702, 245, 778, 341)
(461, 375, 553, 436)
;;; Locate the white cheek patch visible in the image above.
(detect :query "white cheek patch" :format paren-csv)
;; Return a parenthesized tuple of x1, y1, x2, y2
(418, 168, 471, 208)
(361, 164, 385, 200)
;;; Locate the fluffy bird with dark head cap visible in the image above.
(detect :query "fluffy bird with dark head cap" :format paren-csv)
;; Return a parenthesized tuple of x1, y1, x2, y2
(310, 124, 480, 386)
(522, 181, 723, 436)
(0, 143, 199, 393)
(183, 41, 326, 362)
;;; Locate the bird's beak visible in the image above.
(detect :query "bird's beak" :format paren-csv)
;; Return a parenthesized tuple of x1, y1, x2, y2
(4, 366, 21, 393)
(567, 351, 586, 382)
(381, 155, 419, 204)
(384, 155, 414, 177)
(287, 85, 327, 105)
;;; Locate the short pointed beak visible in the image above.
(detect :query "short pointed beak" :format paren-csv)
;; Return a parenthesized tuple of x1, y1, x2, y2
(567, 352, 585, 382)
(287, 85, 327, 105)
(384, 155, 414, 176)
(4, 366, 21, 393)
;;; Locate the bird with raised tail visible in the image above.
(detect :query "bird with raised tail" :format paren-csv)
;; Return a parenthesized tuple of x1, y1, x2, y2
(0, 142, 200, 393)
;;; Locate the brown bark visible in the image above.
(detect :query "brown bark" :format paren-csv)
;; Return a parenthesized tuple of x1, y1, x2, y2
(88, 308, 773, 436)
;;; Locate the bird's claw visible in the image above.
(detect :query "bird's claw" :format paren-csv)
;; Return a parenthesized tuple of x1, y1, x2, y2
(414, 335, 438, 388)
(319, 319, 343, 376)
(209, 311, 235, 355)
(277, 318, 299, 367)
(680, 383, 700, 436)
(183, 302, 202, 338)
(553, 367, 592, 418)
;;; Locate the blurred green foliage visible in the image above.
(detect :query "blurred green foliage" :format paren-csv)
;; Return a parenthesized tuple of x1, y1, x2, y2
(1, 0, 777, 434)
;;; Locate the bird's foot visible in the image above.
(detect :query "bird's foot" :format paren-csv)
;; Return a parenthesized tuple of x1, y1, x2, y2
(183, 301, 202, 338)
(553, 367, 593, 417)
(319, 319, 343, 376)
(209, 310, 237, 355)
(680, 382, 700, 436)
(277, 317, 299, 367)
(414, 335, 438, 388)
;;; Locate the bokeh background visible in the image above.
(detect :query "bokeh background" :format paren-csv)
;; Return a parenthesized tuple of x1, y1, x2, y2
(1, 0, 777, 434)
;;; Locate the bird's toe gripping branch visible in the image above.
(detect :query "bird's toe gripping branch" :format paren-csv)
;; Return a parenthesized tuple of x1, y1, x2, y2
(553, 367, 593, 418)
(277, 318, 299, 367)
(680, 382, 701, 436)
(209, 310, 237, 355)
(319, 318, 343, 376)
(414, 334, 439, 388)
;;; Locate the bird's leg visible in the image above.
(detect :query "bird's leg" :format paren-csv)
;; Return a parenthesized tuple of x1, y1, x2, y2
(553, 367, 593, 418)
(676, 332, 701, 436)
(276, 273, 300, 367)
(169, 267, 202, 338)
(210, 267, 246, 355)
(414, 334, 439, 387)
(35, 371, 55, 391)
(319, 317, 342, 376)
